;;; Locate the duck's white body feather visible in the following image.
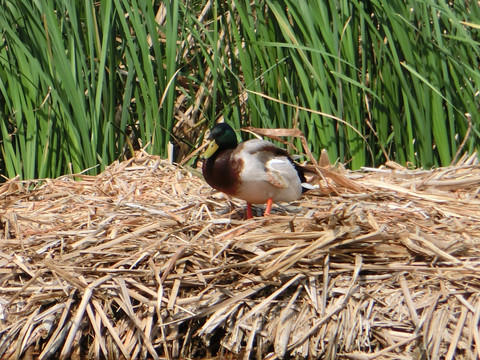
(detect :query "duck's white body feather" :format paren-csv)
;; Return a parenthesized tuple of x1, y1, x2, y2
(233, 139, 303, 204)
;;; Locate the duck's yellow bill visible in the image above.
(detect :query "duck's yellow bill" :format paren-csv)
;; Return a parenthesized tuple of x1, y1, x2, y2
(202, 140, 219, 159)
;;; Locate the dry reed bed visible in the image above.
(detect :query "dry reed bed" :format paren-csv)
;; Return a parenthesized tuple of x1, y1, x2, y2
(1, 153, 480, 359)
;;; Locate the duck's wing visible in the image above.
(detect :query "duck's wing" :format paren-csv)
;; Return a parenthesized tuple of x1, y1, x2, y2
(236, 139, 303, 189)
(264, 158, 301, 188)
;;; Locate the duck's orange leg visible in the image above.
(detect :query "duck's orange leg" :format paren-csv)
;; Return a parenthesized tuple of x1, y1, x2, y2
(246, 203, 253, 219)
(264, 198, 274, 216)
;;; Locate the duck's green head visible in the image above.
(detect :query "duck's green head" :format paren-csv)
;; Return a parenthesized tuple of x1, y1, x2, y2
(203, 123, 238, 159)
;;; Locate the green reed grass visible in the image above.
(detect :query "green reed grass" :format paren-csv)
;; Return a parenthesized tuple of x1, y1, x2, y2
(0, 0, 479, 180)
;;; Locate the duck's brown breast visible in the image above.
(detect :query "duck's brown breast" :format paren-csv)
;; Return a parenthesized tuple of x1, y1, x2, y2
(202, 149, 243, 196)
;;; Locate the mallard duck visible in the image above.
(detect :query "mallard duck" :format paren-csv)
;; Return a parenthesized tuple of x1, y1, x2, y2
(202, 123, 307, 218)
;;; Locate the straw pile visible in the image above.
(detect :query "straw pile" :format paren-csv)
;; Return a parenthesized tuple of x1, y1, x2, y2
(1, 152, 479, 359)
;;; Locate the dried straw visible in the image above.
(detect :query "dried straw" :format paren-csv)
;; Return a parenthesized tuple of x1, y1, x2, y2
(1, 152, 479, 359)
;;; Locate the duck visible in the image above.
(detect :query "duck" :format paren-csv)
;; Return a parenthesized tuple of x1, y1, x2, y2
(202, 122, 308, 219)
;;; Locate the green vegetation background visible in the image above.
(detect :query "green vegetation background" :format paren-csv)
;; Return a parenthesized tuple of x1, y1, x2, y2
(1, 0, 479, 180)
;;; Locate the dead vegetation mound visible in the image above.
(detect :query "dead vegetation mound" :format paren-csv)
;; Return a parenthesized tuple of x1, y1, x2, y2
(1, 153, 479, 359)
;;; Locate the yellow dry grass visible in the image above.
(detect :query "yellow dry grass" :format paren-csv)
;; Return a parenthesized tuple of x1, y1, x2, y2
(1, 152, 479, 359)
